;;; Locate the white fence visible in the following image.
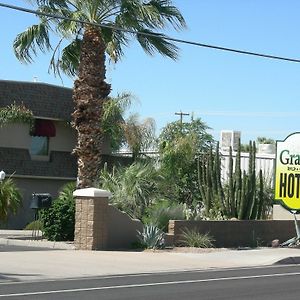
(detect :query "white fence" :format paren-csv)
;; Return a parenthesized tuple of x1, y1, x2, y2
(220, 151, 275, 183)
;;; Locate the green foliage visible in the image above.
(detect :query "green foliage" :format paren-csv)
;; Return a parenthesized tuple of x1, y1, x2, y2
(99, 161, 163, 219)
(159, 118, 213, 153)
(143, 200, 187, 232)
(257, 136, 275, 144)
(158, 118, 214, 205)
(0, 103, 34, 128)
(14, 0, 186, 77)
(24, 220, 43, 231)
(198, 141, 272, 220)
(137, 224, 165, 249)
(179, 228, 215, 248)
(0, 177, 22, 221)
(102, 94, 156, 158)
(123, 114, 156, 160)
(40, 182, 76, 241)
(102, 93, 133, 151)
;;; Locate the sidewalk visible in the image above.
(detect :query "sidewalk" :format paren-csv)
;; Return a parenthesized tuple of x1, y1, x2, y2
(1, 230, 300, 282)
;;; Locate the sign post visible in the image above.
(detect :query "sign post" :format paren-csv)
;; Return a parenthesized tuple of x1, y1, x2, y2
(275, 132, 300, 246)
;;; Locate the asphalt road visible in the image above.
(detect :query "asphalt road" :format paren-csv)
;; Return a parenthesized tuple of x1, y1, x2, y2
(1, 265, 300, 299)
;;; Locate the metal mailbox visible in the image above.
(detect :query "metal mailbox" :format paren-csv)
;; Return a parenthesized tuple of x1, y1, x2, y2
(30, 193, 52, 209)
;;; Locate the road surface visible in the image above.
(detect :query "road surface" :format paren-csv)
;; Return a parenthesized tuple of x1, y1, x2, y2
(1, 265, 300, 299)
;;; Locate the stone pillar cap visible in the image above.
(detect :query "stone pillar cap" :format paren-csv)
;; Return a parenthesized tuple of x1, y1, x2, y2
(73, 188, 112, 198)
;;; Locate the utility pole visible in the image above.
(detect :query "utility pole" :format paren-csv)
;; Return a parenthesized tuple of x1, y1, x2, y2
(175, 111, 190, 125)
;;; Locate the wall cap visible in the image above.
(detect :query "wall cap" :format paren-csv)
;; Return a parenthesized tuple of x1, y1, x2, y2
(73, 188, 111, 198)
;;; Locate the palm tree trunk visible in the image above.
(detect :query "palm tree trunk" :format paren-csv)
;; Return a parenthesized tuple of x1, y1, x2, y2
(72, 25, 111, 188)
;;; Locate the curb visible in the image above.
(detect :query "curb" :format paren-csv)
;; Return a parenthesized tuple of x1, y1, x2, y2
(0, 238, 75, 250)
(274, 256, 300, 265)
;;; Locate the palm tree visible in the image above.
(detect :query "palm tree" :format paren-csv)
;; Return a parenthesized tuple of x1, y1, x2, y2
(14, 0, 186, 188)
(123, 114, 156, 160)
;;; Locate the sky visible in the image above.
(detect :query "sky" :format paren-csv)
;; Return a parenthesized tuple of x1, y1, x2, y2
(1, 0, 300, 143)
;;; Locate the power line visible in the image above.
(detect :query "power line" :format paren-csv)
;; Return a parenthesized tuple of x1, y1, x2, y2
(1, 2, 300, 63)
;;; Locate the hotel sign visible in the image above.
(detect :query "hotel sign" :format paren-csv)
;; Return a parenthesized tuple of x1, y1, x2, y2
(275, 133, 300, 213)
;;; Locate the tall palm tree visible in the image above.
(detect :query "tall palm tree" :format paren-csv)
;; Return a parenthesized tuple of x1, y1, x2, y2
(14, 0, 186, 188)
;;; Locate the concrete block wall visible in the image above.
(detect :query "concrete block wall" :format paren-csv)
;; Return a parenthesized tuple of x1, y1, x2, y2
(168, 220, 297, 248)
(74, 188, 142, 250)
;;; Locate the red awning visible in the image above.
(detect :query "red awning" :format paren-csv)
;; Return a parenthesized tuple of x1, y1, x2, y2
(32, 119, 56, 137)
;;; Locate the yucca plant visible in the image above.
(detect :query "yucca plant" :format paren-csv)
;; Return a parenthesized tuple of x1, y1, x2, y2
(0, 177, 22, 222)
(179, 228, 215, 248)
(137, 224, 164, 249)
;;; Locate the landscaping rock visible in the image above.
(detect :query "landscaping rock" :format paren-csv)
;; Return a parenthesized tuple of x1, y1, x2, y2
(272, 239, 280, 248)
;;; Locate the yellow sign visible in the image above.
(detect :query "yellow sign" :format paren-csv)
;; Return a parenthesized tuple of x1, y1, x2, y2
(275, 132, 300, 212)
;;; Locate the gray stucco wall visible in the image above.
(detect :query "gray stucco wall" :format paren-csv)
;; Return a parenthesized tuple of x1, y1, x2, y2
(0, 148, 77, 178)
(3, 178, 75, 229)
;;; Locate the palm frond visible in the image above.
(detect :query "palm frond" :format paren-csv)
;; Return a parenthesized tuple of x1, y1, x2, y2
(13, 23, 51, 63)
(147, 0, 187, 30)
(101, 21, 128, 62)
(136, 28, 179, 59)
(50, 38, 81, 77)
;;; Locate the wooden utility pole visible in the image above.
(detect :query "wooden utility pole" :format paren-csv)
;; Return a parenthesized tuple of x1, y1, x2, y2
(175, 111, 190, 125)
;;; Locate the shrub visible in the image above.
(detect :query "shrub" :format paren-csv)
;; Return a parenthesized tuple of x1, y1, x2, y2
(40, 182, 76, 241)
(137, 224, 164, 249)
(24, 220, 43, 231)
(179, 228, 215, 248)
(0, 177, 22, 222)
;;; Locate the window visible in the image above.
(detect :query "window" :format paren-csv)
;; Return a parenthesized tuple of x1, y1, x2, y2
(30, 136, 49, 156)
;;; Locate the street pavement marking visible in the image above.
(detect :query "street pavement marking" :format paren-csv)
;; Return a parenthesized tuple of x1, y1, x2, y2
(1, 271, 300, 297)
(1, 263, 299, 286)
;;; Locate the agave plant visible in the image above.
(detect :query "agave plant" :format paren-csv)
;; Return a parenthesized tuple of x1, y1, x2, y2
(137, 224, 164, 249)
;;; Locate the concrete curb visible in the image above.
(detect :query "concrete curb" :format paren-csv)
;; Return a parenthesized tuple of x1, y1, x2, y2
(274, 256, 300, 265)
(0, 237, 75, 250)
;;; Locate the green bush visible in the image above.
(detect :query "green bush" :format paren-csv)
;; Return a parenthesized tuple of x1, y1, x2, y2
(40, 182, 76, 241)
(137, 224, 165, 249)
(179, 228, 215, 248)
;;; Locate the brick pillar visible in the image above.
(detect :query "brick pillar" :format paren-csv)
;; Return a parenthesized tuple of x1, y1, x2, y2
(74, 188, 111, 250)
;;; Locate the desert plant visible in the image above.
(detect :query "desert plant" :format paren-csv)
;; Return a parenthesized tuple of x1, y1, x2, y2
(0, 177, 22, 222)
(179, 228, 215, 248)
(99, 161, 163, 219)
(198, 141, 271, 220)
(40, 182, 76, 241)
(137, 224, 165, 249)
(143, 200, 187, 232)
